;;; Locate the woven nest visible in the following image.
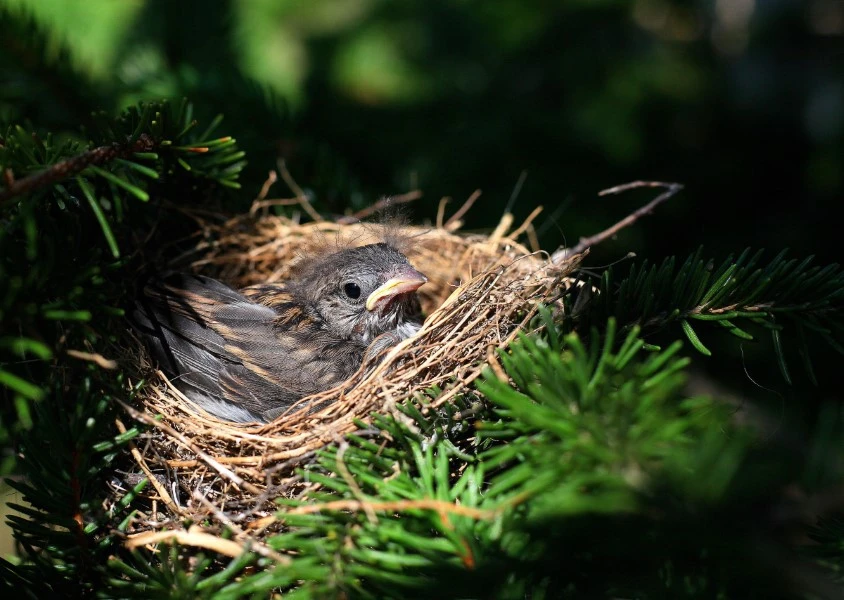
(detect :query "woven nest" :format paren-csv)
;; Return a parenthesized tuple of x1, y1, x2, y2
(122, 203, 583, 537)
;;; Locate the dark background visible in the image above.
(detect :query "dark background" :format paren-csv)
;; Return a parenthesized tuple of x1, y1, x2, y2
(1, 0, 842, 412)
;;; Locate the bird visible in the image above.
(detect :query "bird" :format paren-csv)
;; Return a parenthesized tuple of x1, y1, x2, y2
(132, 242, 427, 423)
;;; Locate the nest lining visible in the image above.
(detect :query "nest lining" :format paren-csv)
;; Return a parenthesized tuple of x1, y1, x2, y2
(125, 209, 583, 532)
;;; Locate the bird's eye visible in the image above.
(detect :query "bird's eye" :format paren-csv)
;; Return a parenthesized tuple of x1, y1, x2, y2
(344, 282, 361, 299)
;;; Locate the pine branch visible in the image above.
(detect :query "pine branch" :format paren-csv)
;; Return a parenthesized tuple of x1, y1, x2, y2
(214, 321, 814, 598)
(2, 373, 146, 595)
(568, 248, 844, 378)
(0, 101, 246, 592)
(0, 100, 245, 444)
(0, 134, 155, 207)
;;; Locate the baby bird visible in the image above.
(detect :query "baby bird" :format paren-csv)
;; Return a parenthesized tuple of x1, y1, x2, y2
(133, 243, 427, 423)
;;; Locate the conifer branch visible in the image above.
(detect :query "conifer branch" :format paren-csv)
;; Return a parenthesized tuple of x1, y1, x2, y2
(568, 247, 844, 377)
(0, 134, 155, 207)
(239, 321, 813, 597)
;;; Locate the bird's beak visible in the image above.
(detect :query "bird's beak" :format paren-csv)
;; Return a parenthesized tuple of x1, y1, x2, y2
(366, 269, 427, 311)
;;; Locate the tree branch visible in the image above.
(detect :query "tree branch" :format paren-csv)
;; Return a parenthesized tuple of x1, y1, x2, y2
(552, 181, 683, 263)
(0, 133, 156, 207)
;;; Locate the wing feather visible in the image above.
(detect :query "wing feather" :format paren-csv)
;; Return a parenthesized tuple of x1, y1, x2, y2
(132, 274, 363, 422)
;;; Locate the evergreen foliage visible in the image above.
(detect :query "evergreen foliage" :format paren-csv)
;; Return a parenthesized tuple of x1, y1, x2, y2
(2, 4, 844, 598)
(1, 99, 245, 592)
(569, 247, 844, 382)
(1, 99, 244, 455)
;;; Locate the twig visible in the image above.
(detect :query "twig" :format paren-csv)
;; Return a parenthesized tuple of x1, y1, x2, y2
(66, 349, 118, 370)
(276, 158, 323, 223)
(485, 345, 508, 382)
(487, 214, 514, 247)
(336, 190, 423, 224)
(248, 197, 303, 216)
(436, 197, 450, 229)
(526, 223, 540, 253)
(125, 526, 247, 558)
(506, 205, 543, 241)
(0, 134, 156, 207)
(552, 181, 683, 263)
(283, 498, 496, 520)
(444, 189, 482, 229)
(255, 170, 278, 202)
(248, 170, 285, 216)
(115, 419, 183, 516)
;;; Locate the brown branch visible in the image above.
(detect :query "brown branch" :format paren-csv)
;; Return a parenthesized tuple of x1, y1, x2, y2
(436, 196, 450, 229)
(255, 169, 278, 202)
(506, 205, 543, 241)
(66, 349, 118, 370)
(115, 418, 183, 517)
(444, 189, 482, 229)
(552, 181, 683, 263)
(0, 134, 156, 207)
(248, 197, 303, 216)
(125, 526, 247, 558)
(276, 158, 323, 223)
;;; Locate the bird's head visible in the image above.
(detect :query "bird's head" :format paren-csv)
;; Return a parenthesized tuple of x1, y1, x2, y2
(291, 243, 427, 343)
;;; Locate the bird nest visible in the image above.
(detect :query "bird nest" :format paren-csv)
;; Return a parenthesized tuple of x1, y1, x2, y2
(121, 202, 584, 541)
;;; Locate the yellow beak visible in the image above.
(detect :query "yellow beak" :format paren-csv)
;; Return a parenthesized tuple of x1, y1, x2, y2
(365, 272, 427, 311)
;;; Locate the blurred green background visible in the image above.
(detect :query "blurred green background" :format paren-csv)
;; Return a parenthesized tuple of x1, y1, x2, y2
(1, 1, 842, 420)
(2, 0, 841, 258)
